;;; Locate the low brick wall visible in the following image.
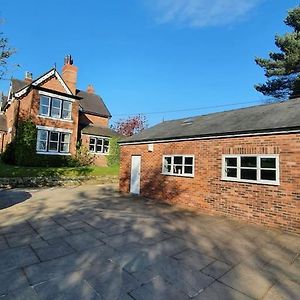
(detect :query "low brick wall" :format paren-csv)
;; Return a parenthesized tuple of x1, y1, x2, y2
(0, 175, 118, 188)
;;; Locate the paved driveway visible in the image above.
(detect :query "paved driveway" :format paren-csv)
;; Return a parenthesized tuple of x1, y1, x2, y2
(0, 185, 299, 299)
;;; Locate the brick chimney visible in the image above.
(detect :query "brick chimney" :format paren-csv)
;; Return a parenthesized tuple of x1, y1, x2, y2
(24, 71, 33, 83)
(62, 55, 77, 94)
(87, 84, 95, 94)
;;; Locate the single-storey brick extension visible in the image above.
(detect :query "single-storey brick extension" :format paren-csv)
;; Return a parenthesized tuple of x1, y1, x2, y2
(119, 99, 300, 233)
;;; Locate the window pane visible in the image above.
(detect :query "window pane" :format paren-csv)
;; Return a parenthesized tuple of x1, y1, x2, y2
(261, 170, 276, 181)
(89, 144, 95, 152)
(60, 143, 69, 152)
(184, 166, 193, 174)
(174, 156, 183, 164)
(261, 158, 276, 169)
(96, 145, 103, 152)
(164, 165, 171, 173)
(38, 130, 47, 141)
(61, 133, 70, 143)
(51, 99, 61, 118)
(51, 107, 61, 118)
(164, 157, 171, 164)
(226, 168, 237, 178)
(40, 96, 50, 106)
(62, 101, 72, 119)
(104, 139, 109, 146)
(50, 132, 59, 141)
(96, 139, 103, 146)
(173, 165, 183, 174)
(37, 141, 47, 151)
(225, 157, 237, 167)
(89, 138, 96, 145)
(49, 142, 58, 151)
(40, 106, 49, 116)
(241, 157, 257, 168)
(241, 169, 257, 180)
(185, 157, 193, 165)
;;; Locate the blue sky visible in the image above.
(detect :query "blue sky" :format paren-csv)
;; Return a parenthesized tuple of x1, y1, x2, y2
(0, 0, 298, 126)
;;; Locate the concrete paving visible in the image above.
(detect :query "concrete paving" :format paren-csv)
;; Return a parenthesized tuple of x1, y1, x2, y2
(0, 184, 299, 299)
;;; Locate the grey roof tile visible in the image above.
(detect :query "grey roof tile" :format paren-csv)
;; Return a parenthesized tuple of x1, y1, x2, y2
(122, 98, 300, 143)
(77, 90, 111, 118)
(81, 124, 121, 137)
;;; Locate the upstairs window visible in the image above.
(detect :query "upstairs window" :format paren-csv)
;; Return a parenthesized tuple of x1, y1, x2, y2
(162, 155, 194, 177)
(89, 137, 110, 154)
(222, 155, 279, 185)
(39, 96, 72, 120)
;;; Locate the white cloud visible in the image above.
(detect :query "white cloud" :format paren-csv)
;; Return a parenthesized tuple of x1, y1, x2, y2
(144, 0, 263, 28)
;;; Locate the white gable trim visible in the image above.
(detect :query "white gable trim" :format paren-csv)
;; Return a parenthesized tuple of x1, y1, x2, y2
(14, 69, 72, 98)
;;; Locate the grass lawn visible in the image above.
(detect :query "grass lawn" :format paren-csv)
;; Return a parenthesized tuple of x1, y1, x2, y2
(0, 161, 119, 178)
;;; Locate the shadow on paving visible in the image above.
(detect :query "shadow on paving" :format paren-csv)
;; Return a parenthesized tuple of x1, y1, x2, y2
(0, 183, 299, 299)
(0, 189, 32, 209)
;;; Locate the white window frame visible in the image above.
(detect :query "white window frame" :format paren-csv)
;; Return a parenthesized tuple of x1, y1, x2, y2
(36, 130, 48, 152)
(36, 128, 71, 155)
(39, 96, 51, 116)
(162, 155, 195, 178)
(38, 92, 73, 121)
(89, 136, 110, 155)
(222, 154, 280, 185)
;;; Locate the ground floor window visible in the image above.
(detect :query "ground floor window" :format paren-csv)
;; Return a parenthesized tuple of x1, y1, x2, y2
(89, 137, 109, 154)
(222, 154, 279, 185)
(36, 129, 70, 153)
(162, 155, 194, 177)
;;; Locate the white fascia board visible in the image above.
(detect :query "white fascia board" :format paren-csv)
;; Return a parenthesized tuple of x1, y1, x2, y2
(54, 70, 72, 95)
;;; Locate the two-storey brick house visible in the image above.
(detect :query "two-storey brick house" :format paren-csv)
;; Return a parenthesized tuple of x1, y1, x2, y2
(0, 55, 119, 166)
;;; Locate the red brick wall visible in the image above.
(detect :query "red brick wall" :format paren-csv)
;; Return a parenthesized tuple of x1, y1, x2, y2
(119, 134, 300, 233)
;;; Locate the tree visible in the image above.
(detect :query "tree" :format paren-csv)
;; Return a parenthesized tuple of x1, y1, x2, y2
(111, 114, 147, 137)
(255, 6, 300, 101)
(0, 22, 15, 80)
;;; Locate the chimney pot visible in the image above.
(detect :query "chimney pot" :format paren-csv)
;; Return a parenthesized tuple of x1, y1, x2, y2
(64, 55, 73, 65)
(62, 55, 77, 94)
(87, 84, 95, 94)
(24, 71, 33, 82)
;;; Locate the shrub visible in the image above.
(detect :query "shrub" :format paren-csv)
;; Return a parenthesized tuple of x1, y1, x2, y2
(106, 137, 120, 167)
(1, 141, 16, 165)
(74, 143, 94, 166)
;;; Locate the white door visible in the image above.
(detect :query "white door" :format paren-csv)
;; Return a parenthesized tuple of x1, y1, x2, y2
(130, 155, 141, 194)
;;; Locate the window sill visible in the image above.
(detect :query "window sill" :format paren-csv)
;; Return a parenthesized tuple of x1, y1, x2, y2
(221, 177, 279, 186)
(38, 115, 73, 123)
(90, 152, 109, 156)
(161, 172, 194, 178)
(36, 151, 71, 156)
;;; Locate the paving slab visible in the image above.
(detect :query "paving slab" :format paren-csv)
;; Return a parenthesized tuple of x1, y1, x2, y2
(0, 269, 29, 295)
(35, 242, 74, 261)
(219, 262, 275, 299)
(5, 233, 43, 248)
(0, 246, 39, 273)
(33, 271, 100, 300)
(129, 276, 189, 300)
(201, 260, 232, 279)
(194, 281, 252, 300)
(64, 232, 104, 251)
(3, 287, 39, 300)
(173, 248, 214, 270)
(263, 279, 300, 300)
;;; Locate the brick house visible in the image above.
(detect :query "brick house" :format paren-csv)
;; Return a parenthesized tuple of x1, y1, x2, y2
(0, 55, 119, 166)
(119, 99, 300, 233)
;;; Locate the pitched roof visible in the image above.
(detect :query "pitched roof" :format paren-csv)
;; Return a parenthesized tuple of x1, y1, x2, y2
(77, 90, 111, 118)
(121, 98, 300, 144)
(11, 79, 28, 93)
(0, 114, 7, 132)
(81, 124, 121, 137)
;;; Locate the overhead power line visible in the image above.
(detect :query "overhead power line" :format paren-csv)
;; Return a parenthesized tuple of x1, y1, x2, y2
(113, 100, 264, 117)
